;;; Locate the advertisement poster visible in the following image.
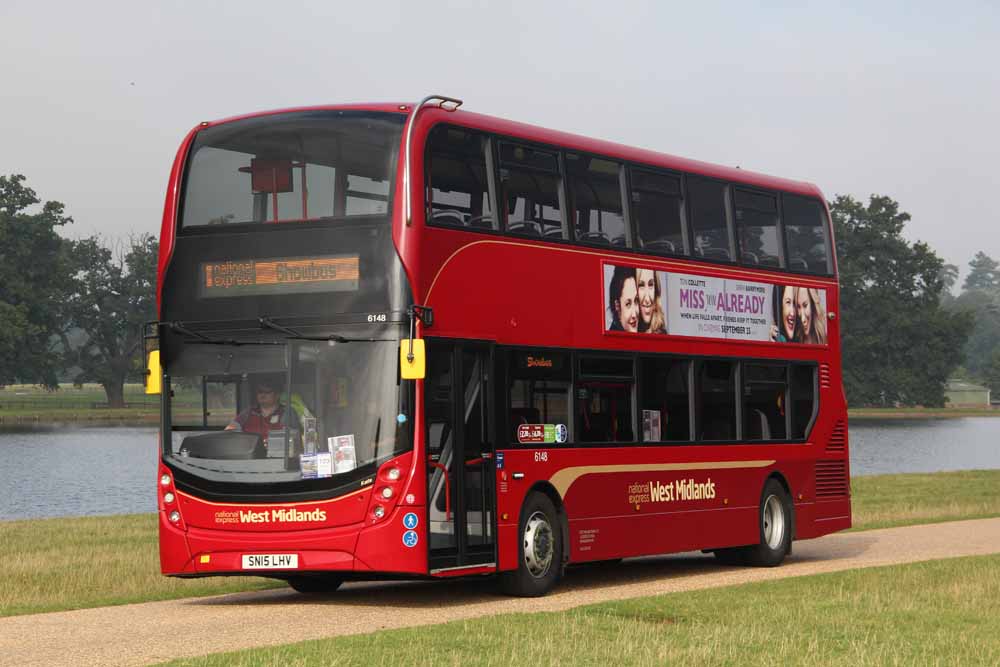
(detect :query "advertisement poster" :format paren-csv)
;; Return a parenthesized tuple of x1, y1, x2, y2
(602, 263, 828, 345)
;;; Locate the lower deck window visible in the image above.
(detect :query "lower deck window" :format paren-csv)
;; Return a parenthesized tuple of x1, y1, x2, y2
(698, 360, 737, 441)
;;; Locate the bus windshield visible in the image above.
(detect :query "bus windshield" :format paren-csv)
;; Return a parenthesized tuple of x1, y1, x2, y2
(166, 337, 411, 486)
(181, 110, 405, 228)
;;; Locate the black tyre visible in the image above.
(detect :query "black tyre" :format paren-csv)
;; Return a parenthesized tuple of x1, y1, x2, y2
(712, 547, 748, 566)
(287, 575, 344, 594)
(743, 478, 793, 567)
(499, 492, 562, 597)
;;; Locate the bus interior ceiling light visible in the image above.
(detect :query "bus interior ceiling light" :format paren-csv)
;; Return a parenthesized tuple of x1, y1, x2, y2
(404, 95, 463, 226)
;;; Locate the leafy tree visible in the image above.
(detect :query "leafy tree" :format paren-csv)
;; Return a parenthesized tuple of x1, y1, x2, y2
(0, 175, 75, 388)
(948, 287, 1000, 377)
(986, 347, 1000, 398)
(939, 263, 959, 303)
(64, 234, 158, 407)
(831, 194, 971, 407)
(962, 252, 1000, 292)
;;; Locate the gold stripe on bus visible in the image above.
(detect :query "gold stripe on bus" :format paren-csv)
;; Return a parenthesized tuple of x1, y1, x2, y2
(549, 459, 776, 498)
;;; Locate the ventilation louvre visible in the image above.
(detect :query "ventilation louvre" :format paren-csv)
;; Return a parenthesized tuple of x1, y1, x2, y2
(815, 460, 849, 498)
(826, 419, 847, 453)
(819, 363, 831, 389)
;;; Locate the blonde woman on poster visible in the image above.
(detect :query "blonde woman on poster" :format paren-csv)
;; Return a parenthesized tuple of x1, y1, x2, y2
(636, 267, 667, 334)
(795, 286, 827, 344)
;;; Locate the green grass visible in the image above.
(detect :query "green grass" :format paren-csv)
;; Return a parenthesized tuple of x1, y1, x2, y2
(3, 470, 1000, 619)
(851, 469, 1000, 530)
(161, 555, 1000, 666)
(0, 514, 281, 618)
(849, 406, 1000, 418)
(0, 383, 159, 422)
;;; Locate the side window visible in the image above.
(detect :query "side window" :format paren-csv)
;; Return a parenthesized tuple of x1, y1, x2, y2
(687, 177, 732, 261)
(630, 169, 685, 256)
(698, 360, 736, 441)
(498, 142, 563, 239)
(639, 358, 690, 442)
(734, 189, 781, 268)
(743, 363, 788, 441)
(425, 126, 495, 230)
(566, 154, 626, 247)
(783, 195, 832, 275)
(508, 350, 571, 444)
(790, 365, 816, 438)
(577, 357, 634, 443)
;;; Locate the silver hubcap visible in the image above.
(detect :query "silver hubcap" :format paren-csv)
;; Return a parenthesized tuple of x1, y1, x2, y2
(523, 510, 554, 578)
(762, 494, 785, 550)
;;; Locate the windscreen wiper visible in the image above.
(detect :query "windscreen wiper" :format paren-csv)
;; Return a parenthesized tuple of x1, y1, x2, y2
(258, 316, 394, 343)
(167, 321, 272, 346)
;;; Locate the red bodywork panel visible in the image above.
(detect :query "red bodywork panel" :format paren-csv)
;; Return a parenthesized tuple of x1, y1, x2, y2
(157, 102, 850, 580)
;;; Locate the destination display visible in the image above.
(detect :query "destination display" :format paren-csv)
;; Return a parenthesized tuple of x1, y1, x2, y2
(602, 263, 828, 345)
(199, 254, 360, 298)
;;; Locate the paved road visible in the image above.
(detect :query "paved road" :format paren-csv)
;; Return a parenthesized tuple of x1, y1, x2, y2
(3, 518, 1000, 667)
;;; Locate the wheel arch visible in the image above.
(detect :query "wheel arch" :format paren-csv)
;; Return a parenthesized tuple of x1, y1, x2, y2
(524, 481, 570, 565)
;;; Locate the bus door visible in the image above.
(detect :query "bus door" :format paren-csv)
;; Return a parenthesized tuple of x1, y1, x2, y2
(425, 340, 496, 572)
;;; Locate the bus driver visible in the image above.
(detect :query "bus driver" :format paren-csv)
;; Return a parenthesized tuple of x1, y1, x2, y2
(225, 376, 301, 452)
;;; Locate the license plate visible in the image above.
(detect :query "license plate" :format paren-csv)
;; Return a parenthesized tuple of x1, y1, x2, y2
(241, 553, 299, 570)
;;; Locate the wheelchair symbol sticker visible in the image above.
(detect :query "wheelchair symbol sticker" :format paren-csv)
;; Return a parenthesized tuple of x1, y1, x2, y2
(402, 530, 419, 548)
(403, 512, 419, 529)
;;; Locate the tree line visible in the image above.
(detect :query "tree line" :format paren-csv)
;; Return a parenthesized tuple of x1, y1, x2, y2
(0, 173, 994, 407)
(0, 174, 155, 407)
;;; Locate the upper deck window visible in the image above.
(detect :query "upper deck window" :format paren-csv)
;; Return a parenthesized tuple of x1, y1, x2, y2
(734, 189, 782, 268)
(782, 194, 832, 275)
(498, 142, 564, 239)
(688, 177, 732, 262)
(629, 168, 685, 256)
(425, 126, 495, 230)
(566, 154, 626, 247)
(180, 111, 405, 229)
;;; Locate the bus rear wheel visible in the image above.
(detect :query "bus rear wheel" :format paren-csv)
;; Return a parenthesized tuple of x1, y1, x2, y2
(500, 492, 562, 597)
(287, 575, 344, 594)
(713, 479, 793, 567)
(744, 479, 793, 567)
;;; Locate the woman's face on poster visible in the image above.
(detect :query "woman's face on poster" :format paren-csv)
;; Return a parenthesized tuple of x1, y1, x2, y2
(796, 287, 812, 337)
(781, 286, 797, 339)
(617, 277, 639, 332)
(636, 268, 656, 325)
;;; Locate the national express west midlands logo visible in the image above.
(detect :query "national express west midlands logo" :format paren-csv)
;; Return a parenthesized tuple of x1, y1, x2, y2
(627, 478, 717, 507)
(213, 508, 327, 525)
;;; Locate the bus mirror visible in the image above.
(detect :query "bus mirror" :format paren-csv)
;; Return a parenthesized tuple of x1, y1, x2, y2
(400, 339, 426, 380)
(146, 350, 162, 395)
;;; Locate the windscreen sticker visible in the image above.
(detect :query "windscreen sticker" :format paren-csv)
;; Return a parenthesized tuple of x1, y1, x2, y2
(328, 434, 357, 473)
(300, 452, 333, 480)
(403, 512, 419, 529)
(516, 424, 567, 444)
(402, 530, 418, 548)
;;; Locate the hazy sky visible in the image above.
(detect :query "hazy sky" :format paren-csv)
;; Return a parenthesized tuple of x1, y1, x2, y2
(3, 0, 998, 280)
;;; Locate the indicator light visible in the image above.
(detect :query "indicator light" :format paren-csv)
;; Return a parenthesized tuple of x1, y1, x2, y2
(168, 510, 181, 523)
(387, 467, 401, 481)
(164, 492, 175, 504)
(373, 505, 385, 519)
(381, 486, 393, 500)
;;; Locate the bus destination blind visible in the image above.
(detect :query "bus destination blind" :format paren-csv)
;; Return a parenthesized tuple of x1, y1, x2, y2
(199, 254, 359, 298)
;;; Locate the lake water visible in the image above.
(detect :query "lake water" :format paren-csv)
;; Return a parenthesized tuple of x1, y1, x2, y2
(0, 418, 998, 521)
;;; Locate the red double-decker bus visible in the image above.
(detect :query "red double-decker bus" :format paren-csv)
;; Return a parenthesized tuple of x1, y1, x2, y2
(150, 95, 849, 596)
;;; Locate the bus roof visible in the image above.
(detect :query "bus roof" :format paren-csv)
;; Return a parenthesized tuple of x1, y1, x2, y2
(195, 102, 825, 200)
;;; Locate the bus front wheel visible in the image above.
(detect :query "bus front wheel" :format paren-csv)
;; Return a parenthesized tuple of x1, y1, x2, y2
(500, 492, 562, 597)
